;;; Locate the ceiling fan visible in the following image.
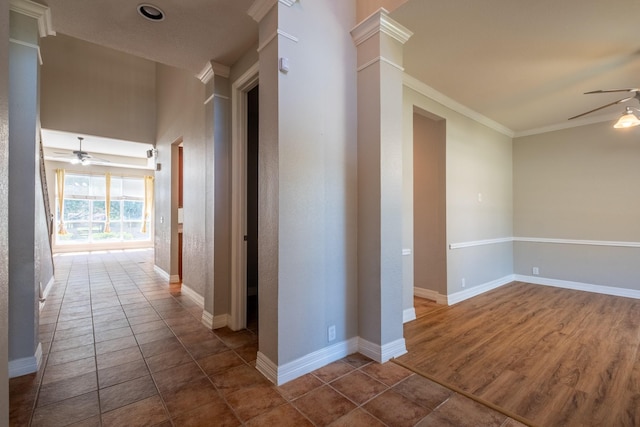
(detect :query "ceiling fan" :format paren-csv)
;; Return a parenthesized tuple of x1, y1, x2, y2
(569, 88, 640, 128)
(56, 136, 110, 165)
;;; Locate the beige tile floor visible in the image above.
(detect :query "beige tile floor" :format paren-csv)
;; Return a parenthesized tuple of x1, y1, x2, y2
(9, 249, 524, 426)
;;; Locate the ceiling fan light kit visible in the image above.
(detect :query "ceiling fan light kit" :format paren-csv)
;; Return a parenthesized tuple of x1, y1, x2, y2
(569, 88, 640, 129)
(613, 107, 640, 128)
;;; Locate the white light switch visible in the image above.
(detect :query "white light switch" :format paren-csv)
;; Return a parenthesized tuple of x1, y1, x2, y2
(279, 57, 289, 73)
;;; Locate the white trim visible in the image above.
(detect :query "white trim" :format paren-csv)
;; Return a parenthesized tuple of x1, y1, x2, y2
(258, 338, 359, 385)
(255, 351, 279, 384)
(358, 337, 407, 363)
(277, 29, 298, 43)
(10, 0, 56, 37)
(449, 237, 513, 250)
(403, 308, 416, 323)
(201, 311, 214, 329)
(154, 265, 170, 281)
(514, 236, 640, 249)
(9, 38, 42, 65)
(414, 287, 448, 305)
(278, 0, 298, 6)
(197, 61, 230, 84)
(230, 62, 259, 331)
(248, 0, 276, 22)
(42, 276, 54, 301)
(351, 8, 413, 46)
(180, 283, 204, 308)
(196, 62, 214, 84)
(213, 314, 229, 329)
(257, 31, 278, 53)
(445, 236, 640, 250)
(211, 62, 230, 78)
(515, 275, 640, 300)
(9, 343, 42, 378)
(514, 112, 619, 138)
(357, 56, 404, 73)
(448, 275, 514, 305)
(403, 73, 514, 138)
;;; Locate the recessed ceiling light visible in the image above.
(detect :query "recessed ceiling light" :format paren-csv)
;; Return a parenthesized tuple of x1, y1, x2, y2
(138, 4, 165, 21)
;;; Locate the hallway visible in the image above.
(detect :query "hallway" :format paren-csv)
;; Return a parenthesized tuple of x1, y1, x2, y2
(9, 250, 521, 426)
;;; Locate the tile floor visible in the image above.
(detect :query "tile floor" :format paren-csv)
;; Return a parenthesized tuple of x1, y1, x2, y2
(9, 249, 525, 426)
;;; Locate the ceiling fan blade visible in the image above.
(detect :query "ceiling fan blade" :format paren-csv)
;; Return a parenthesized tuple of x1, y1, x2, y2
(584, 88, 639, 94)
(568, 96, 635, 120)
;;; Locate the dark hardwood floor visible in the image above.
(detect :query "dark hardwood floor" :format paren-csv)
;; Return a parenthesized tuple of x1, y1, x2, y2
(400, 282, 640, 427)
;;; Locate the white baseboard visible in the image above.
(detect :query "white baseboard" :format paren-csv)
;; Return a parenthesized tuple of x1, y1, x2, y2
(403, 308, 416, 323)
(257, 338, 359, 386)
(358, 337, 407, 363)
(202, 310, 229, 330)
(414, 287, 448, 305)
(154, 265, 170, 281)
(515, 274, 640, 300)
(201, 311, 214, 328)
(180, 283, 204, 308)
(447, 275, 514, 305)
(9, 343, 42, 378)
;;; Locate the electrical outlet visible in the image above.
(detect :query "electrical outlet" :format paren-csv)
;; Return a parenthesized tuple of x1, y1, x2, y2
(532, 267, 539, 275)
(328, 325, 336, 342)
(461, 278, 466, 288)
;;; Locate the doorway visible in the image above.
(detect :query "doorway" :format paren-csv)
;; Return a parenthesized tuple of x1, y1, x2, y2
(246, 85, 259, 332)
(230, 62, 259, 331)
(413, 112, 447, 297)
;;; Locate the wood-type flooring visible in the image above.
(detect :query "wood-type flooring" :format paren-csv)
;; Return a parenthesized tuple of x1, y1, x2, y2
(399, 282, 640, 427)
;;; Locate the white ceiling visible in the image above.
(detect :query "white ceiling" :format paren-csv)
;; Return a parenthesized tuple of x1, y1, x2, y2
(392, 0, 640, 134)
(37, 0, 640, 139)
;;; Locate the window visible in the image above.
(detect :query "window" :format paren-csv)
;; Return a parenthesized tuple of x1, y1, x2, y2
(56, 172, 151, 245)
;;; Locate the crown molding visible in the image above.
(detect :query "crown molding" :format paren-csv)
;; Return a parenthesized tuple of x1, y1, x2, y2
(196, 61, 230, 84)
(404, 73, 514, 137)
(351, 8, 412, 46)
(248, 0, 276, 22)
(10, 0, 56, 37)
(513, 112, 619, 138)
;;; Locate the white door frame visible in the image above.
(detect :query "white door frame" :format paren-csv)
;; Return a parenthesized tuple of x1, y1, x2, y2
(229, 62, 259, 331)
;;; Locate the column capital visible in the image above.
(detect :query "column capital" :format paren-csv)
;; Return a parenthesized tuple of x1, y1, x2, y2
(196, 61, 230, 84)
(248, 0, 298, 23)
(10, 0, 55, 37)
(351, 8, 412, 46)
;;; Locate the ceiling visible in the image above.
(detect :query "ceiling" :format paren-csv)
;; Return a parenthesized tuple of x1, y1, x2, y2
(392, 0, 640, 134)
(37, 0, 640, 143)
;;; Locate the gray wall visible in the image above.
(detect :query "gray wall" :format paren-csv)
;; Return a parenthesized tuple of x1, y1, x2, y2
(403, 86, 513, 300)
(257, 0, 358, 364)
(0, 0, 9, 422)
(40, 34, 156, 144)
(514, 122, 640, 289)
(8, 11, 42, 369)
(413, 112, 447, 295)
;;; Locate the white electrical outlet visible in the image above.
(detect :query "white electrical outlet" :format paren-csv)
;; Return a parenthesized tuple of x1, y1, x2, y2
(328, 325, 336, 342)
(461, 278, 466, 288)
(532, 267, 540, 275)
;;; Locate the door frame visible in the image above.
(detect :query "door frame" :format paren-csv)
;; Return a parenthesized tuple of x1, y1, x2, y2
(230, 62, 259, 331)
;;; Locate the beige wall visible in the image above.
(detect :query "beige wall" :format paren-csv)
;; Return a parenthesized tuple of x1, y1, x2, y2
(40, 34, 156, 144)
(154, 64, 207, 295)
(514, 122, 640, 289)
(0, 0, 9, 422)
(413, 112, 447, 294)
(403, 86, 513, 299)
(356, 0, 408, 21)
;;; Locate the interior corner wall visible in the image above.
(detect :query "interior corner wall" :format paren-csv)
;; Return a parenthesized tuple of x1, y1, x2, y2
(267, 0, 358, 365)
(39, 34, 156, 144)
(413, 112, 447, 295)
(403, 86, 513, 300)
(0, 0, 10, 421)
(155, 63, 209, 297)
(513, 122, 640, 290)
